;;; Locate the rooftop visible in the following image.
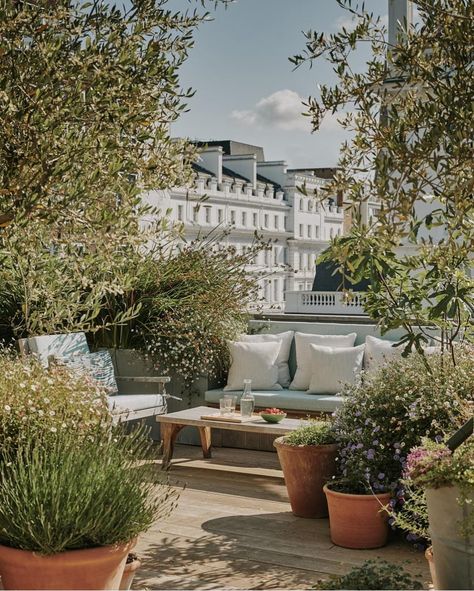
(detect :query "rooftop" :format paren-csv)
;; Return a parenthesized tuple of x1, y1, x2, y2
(134, 445, 431, 589)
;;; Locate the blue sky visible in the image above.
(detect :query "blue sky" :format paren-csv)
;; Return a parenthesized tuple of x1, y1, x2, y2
(170, 0, 388, 167)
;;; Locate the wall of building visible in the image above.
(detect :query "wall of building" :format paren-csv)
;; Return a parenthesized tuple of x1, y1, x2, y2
(145, 143, 345, 310)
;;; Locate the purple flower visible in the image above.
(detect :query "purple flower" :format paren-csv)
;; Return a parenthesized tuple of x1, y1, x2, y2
(367, 448, 375, 460)
(377, 472, 385, 480)
(356, 443, 364, 449)
(372, 439, 379, 446)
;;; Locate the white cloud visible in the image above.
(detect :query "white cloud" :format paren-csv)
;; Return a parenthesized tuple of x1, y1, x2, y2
(231, 89, 310, 132)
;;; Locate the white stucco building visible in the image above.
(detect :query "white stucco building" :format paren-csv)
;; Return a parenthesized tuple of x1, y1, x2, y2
(145, 140, 345, 310)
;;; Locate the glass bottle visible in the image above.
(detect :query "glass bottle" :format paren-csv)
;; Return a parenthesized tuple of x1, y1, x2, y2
(240, 379, 255, 419)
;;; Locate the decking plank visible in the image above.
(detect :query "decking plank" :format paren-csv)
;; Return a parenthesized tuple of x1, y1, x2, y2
(134, 444, 431, 590)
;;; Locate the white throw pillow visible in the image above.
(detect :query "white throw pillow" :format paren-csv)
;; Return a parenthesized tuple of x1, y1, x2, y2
(307, 344, 365, 395)
(289, 332, 357, 390)
(224, 341, 282, 391)
(364, 335, 403, 372)
(240, 331, 294, 387)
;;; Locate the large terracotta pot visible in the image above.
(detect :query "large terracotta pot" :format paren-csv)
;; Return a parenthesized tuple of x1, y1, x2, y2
(425, 485, 474, 590)
(119, 555, 141, 590)
(274, 437, 338, 518)
(324, 484, 391, 549)
(0, 540, 135, 590)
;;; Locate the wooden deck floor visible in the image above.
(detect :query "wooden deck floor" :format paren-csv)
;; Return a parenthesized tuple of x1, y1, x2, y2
(134, 444, 431, 590)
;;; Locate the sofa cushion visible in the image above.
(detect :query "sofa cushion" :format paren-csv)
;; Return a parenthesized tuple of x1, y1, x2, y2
(364, 335, 402, 371)
(224, 341, 282, 391)
(205, 388, 344, 414)
(239, 331, 294, 387)
(307, 344, 365, 395)
(290, 332, 357, 390)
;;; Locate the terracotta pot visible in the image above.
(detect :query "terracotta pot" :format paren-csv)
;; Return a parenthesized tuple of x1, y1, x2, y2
(274, 437, 338, 518)
(324, 484, 391, 549)
(119, 556, 141, 590)
(0, 539, 135, 590)
(425, 546, 439, 590)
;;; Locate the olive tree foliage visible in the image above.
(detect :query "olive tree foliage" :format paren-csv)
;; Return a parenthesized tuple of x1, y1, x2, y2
(0, 0, 227, 338)
(292, 0, 473, 360)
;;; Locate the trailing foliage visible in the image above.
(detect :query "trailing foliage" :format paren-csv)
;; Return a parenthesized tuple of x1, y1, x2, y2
(313, 560, 423, 590)
(293, 0, 474, 358)
(284, 421, 336, 447)
(0, 425, 178, 555)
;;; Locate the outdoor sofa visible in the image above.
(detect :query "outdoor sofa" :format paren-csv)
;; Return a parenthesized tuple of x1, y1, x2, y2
(204, 320, 410, 417)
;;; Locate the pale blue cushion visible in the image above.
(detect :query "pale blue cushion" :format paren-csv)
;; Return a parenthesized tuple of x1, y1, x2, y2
(28, 332, 89, 367)
(205, 388, 344, 413)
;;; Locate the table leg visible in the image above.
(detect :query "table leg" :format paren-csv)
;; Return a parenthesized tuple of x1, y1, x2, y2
(160, 423, 184, 470)
(198, 426, 212, 459)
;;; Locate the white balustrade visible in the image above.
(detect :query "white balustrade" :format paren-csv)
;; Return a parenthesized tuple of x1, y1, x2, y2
(285, 291, 367, 315)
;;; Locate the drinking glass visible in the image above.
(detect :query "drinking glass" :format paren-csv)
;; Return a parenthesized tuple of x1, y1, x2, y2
(219, 398, 231, 416)
(223, 394, 237, 415)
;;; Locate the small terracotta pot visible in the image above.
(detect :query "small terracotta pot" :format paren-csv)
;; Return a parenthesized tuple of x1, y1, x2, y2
(119, 556, 141, 590)
(425, 546, 438, 590)
(324, 484, 391, 549)
(0, 539, 135, 590)
(274, 437, 338, 518)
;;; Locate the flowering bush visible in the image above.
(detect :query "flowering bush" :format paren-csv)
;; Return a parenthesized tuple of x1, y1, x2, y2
(0, 352, 111, 451)
(332, 346, 473, 495)
(395, 438, 474, 539)
(406, 438, 474, 490)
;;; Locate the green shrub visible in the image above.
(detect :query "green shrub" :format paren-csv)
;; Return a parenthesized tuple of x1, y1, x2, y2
(0, 352, 111, 451)
(313, 560, 423, 590)
(333, 347, 473, 495)
(0, 425, 178, 555)
(284, 421, 336, 446)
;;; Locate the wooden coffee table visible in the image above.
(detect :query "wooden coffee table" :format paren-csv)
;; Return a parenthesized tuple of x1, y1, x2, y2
(156, 406, 302, 469)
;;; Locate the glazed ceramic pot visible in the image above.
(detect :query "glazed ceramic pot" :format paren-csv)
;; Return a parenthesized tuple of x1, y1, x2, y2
(324, 484, 391, 549)
(274, 437, 338, 518)
(0, 540, 135, 590)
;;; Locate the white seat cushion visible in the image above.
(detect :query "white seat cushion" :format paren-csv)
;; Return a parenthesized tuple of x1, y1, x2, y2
(224, 341, 282, 391)
(205, 388, 344, 413)
(307, 344, 365, 395)
(290, 332, 357, 390)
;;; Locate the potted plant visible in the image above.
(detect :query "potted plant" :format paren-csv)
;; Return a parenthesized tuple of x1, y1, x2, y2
(326, 348, 473, 549)
(274, 421, 338, 518)
(0, 354, 178, 590)
(404, 438, 473, 590)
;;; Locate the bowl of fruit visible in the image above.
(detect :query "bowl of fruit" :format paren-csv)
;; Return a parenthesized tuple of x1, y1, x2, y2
(260, 408, 287, 423)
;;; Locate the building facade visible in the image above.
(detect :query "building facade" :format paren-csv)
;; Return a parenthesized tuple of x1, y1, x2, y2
(145, 140, 345, 310)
